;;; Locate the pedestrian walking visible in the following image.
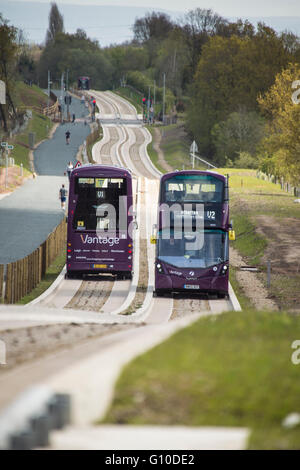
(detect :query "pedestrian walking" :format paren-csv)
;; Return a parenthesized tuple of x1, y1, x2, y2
(72, 113, 76, 123)
(66, 161, 73, 181)
(65, 130, 71, 144)
(59, 184, 68, 210)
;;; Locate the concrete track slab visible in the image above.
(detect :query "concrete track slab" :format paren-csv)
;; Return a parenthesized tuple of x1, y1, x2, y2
(47, 424, 249, 450)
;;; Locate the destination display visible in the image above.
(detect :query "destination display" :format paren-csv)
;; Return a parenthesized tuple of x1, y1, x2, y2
(159, 202, 228, 228)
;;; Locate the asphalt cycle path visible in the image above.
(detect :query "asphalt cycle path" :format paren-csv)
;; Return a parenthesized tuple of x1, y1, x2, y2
(34, 91, 90, 175)
(0, 93, 90, 264)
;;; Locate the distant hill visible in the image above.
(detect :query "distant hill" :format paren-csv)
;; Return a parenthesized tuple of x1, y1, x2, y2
(1, 1, 300, 46)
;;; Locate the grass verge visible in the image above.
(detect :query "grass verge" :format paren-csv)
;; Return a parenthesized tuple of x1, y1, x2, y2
(102, 310, 300, 449)
(87, 126, 103, 163)
(13, 82, 49, 109)
(218, 168, 300, 309)
(155, 122, 207, 172)
(9, 111, 54, 172)
(114, 87, 143, 113)
(145, 126, 165, 175)
(17, 249, 66, 305)
(229, 266, 253, 310)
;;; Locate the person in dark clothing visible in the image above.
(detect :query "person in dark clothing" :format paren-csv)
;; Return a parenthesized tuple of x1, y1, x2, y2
(65, 130, 71, 144)
(59, 184, 68, 210)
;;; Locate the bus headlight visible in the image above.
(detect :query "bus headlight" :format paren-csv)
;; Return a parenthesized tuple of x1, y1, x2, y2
(156, 263, 163, 273)
(221, 265, 228, 275)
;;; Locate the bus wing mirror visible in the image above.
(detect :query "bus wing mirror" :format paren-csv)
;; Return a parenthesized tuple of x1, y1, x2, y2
(229, 230, 236, 241)
(150, 235, 157, 245)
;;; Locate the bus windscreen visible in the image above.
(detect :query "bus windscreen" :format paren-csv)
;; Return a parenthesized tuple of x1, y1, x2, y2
(162, 174, 224, 204)
(78, 77, 90, 90)
(157, 229, 228, 268)
(73, 177, 127, 231)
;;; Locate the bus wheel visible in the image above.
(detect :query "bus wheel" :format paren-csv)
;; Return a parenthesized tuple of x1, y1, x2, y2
(217, 292, 226, 299)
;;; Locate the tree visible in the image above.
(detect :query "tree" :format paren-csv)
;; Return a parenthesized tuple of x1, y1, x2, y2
(211, 111, 265, 165)
(216, 19, 255, 38)
(105, 45, 148, 86)
(186, 29, 291, 159)
(0, 14, 19, 131)
(38, 31, 113, 90)
(258, 63, 300, 183)
(45, 2, 64, 45)
(132, 12, 174, 66)
(180, 8, 227, 77)
(133, 11, 174, 43)
(154, 28, 189, 97)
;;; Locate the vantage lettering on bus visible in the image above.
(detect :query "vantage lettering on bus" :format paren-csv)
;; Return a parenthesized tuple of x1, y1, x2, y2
(80, 235, 120, 246)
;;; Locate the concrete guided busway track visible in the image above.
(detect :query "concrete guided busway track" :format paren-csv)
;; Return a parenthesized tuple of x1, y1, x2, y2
(0, 89, 239, 328)
(0, 90, 242, 449)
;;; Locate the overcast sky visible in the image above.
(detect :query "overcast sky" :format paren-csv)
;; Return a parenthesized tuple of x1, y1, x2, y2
(2, 0, 300, 46)
(8, 0, 300, 16)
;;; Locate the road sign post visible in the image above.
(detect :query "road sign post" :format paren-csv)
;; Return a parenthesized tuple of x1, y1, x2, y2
(190, 140, 198, 169)
(5, 146, 8, 189)
(1, 142, 14, 189)
(0, 80, 6, 104)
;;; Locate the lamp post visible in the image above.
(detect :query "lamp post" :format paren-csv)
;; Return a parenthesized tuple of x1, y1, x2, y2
(162, 73, 166, 125)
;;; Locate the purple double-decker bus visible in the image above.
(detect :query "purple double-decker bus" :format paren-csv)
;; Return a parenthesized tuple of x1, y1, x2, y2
(153, 170, 233, 297)
(78, 76, 90, 90)
(66, 164, 134, 279)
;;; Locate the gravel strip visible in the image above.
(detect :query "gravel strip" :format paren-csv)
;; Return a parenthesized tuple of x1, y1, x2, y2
(171, 297, 210, 320)
(230, 247, 278, 310)
(0, 323, 138, 370)
(65, 275, 115, 312)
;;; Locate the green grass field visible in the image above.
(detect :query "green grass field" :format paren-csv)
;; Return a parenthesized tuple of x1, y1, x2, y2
(217, 168, 300, 311)
(13, 82, 49, 109)
(102, 310, 300, 449)
(9, 111, 53, 171)
(218, 169, 299, 264)
(159, 123, 191, 170)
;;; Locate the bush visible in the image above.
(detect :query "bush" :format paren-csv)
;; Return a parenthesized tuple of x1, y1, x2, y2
(235, 151, 259, 169)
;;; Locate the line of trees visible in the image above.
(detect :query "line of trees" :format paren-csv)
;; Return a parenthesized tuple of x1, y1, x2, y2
(2, 2, 300, 181)
(0, 14, 19, 131)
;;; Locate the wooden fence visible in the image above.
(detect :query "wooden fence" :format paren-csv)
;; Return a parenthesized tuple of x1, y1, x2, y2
(256, 171, 300, 197)
(18, 92, 59, 118)
(0, 218, 67, 304)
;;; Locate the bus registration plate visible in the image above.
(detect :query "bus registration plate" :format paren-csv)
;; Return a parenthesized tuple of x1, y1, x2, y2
(94, 264, 107, 269)
(184, 285, 200, 290)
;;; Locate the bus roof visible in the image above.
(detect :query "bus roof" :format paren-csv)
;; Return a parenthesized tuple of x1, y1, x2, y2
(160, 170, 226, 182)
(71, 164, 132, 177)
